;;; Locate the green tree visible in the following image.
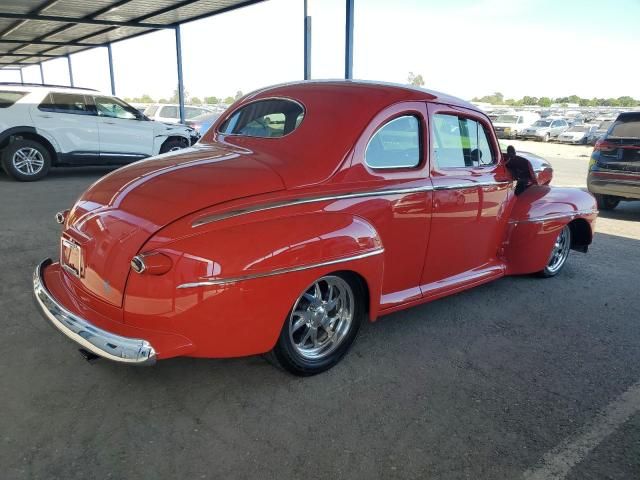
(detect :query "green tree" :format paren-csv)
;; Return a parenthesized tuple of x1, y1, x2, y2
(407, 72, 425, 87)
(204, 96, 220, 104)
(223, 96, 235, 104)
(538, 97, 552, 107)
(190, 97, 202, 105)
(169, 87, 189, 103)
(522, 96, 539, 105)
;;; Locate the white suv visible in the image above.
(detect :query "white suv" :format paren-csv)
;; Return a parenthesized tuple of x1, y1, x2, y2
(0, 84, 198, 181)
(144, 103, 214, 124)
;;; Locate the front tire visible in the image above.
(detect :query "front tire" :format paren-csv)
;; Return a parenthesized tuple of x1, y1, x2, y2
(1, 139, 51, 181)
(538, 225, 571, 277)
(270, 273, 364, 376)
(595, 194, 619, 211)
(159, 138, 188, 153)
(542, 133, 550, 143)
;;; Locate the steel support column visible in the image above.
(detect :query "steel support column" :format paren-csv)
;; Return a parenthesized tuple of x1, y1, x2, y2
(107, 43, 116, 95)
(39, 63, 44, 84)
(66, 54, 74, 87)
(304, 0, 311, 80)
(175, 25, 186, 124)
(19, 68, 23, 84)
(344, 0, 354, 79)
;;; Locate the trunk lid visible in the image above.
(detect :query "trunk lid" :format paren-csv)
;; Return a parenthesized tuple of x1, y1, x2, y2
(63, 143, 285, 307)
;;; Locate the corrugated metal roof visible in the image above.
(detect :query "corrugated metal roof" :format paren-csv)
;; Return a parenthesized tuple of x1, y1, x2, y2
(0, 0, 264, 68)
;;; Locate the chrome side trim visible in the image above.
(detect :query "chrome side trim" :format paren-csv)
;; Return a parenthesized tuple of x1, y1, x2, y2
(33, 259, 156, 365)
(192, 186, 434, 227)
(192, 181, 512, 228)
(433, 180, 512, 191)
(177, 248, 385, 289)
(509, 209, 598, 224)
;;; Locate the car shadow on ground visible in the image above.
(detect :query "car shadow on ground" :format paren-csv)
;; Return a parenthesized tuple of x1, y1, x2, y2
(0, 166, 119, 183)
(597, 201, 640, 221)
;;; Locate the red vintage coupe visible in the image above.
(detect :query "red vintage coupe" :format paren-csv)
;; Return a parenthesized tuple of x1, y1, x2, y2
(33, 81, 597, 375)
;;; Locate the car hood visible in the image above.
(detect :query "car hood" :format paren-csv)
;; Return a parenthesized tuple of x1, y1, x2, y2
(63, 142, 285, 307)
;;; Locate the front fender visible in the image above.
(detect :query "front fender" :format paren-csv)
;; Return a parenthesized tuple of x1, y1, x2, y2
(122, 212, 385, 358)
(504, 185, 597, 275)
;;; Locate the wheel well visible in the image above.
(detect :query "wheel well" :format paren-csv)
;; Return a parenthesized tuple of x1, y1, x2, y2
(0, 131, 58, 164)
(568, 218, 592, 253)
(333, 270, 371, 317)
(161, 136, 189, 148)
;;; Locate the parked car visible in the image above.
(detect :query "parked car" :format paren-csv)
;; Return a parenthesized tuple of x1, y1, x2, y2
(186, 111, 221, 135)
(0, 83, 197, 181)
(33, 81, 596, 376)
(557, 124, 598, 144)
(520, 118, 570, 142)
(587, 111, 640, 210)
(493, 111, 540, 139)
(589, 119, 614, 145)
(144, 103, 214, 123)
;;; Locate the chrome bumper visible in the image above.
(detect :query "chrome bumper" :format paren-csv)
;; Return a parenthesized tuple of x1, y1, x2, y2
(33, 258, 156, 365)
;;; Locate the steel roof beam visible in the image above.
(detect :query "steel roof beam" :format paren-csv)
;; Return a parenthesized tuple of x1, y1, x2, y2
(0, 12, 171, 29)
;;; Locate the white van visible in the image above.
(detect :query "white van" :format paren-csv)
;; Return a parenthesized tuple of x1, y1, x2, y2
(492, 111, 540, 139)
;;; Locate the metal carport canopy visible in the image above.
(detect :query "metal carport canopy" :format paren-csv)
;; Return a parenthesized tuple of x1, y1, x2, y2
(0, 0, 356, 123)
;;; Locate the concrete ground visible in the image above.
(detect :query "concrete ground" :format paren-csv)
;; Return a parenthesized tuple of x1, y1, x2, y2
(1, 142, 639, 480)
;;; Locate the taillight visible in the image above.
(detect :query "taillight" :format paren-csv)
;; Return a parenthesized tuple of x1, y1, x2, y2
(594, 139, 616, 153)
(131, 252, 173, 275)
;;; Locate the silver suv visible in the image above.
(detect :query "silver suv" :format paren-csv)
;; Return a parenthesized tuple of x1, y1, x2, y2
(520, 119, 570, 142)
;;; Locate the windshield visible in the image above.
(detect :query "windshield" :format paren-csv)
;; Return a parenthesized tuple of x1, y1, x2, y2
(568, 126, 587, 132)
(496, 115, 518, 124)
(532, 120, 551, 127)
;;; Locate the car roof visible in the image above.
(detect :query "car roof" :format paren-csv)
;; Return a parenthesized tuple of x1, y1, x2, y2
(0, 83, 99, 95)
(245, 79, 475, 111)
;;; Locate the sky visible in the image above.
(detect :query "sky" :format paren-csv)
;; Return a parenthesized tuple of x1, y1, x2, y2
(1, 0, 639, 101)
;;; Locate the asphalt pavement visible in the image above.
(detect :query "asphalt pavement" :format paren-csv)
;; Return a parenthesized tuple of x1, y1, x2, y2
(1, 145, 639, 479)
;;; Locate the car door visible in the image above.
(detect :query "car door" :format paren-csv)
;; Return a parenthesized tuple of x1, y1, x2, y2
(347, 102, 433, 310)
(93, 95, 155, 162)
(421, 103, 513, 296)
(33, 91, 99, 162)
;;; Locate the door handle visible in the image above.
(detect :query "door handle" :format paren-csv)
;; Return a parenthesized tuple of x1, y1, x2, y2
(103, 121, 117, 125)
(37, 114, 53, 119)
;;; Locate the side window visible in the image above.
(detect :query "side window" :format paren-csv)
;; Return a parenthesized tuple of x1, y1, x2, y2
(432, 114, 496, 168)
(517, 117, 525, 124)
(160, 106, 178, 118)
(39, 92, 91, 115)
(0, 90, 27, 108)
(185, 107, 203, 119)
(94, 96, 139, 120)
(365, 115, 420, 169)
(144, 105, 158, 116)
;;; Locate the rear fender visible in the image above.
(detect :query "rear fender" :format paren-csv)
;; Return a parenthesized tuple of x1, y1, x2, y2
(504, 185, 597, 275)
(123, 212, 385, 358)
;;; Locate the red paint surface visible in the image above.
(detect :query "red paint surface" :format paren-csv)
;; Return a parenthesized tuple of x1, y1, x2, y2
(41, 82, 597, 359)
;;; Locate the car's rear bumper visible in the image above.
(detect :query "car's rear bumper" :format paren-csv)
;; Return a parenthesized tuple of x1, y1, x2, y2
(33, 258, 157, 365)
(587, 170, 640, 200)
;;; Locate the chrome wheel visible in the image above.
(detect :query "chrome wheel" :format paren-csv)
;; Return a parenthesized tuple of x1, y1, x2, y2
(12, 147, 44, 176)
(546, 225, 571, 274)
(288, 275, 354, 360)
(169, 145, 183, 151)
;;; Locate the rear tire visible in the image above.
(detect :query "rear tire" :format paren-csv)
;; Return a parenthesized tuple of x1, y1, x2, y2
(159, 138, 188, 153)
(595, 194, 619, 211)
(1, 139, 51, 181)
(270, 273, 364, 376)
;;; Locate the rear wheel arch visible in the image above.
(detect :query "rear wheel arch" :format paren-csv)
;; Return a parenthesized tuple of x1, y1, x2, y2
(0, 127, 59, 164)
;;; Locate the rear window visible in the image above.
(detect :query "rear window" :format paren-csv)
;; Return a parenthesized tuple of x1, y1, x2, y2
(39, 92, 92, 115)
(160, 106, 178, 118)
(219, 99, 304, 138)
(0, 90, 27, 108)
(608, 115, 640, 139)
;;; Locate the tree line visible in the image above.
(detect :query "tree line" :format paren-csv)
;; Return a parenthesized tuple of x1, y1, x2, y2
(124, 89, 244, 105)
(472, 92, 640, 108)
